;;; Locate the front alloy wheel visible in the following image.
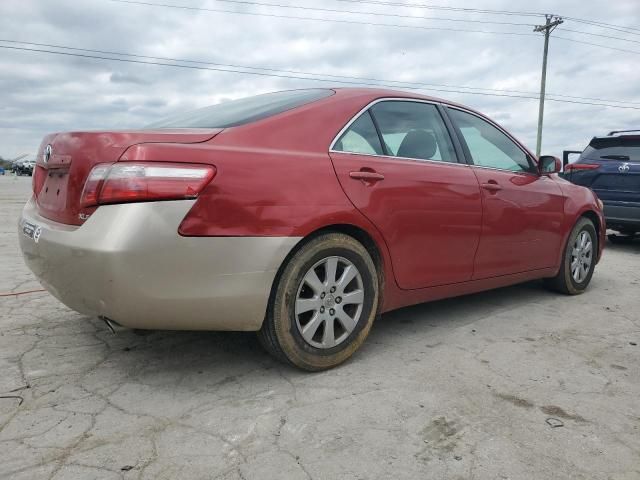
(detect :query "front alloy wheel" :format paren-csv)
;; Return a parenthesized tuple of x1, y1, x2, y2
(546, 217, 598, 295)
(570, 230, 594, 284)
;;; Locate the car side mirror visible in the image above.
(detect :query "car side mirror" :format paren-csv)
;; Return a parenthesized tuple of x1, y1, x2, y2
(538, 155, 562, 175)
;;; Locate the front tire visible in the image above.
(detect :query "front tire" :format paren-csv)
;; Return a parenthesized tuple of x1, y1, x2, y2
(545, 217, 597, 295)
(258, 233, 379, 371)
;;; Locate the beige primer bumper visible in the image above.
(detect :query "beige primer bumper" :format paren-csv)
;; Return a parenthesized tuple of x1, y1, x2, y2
(18, 198, 300, 331)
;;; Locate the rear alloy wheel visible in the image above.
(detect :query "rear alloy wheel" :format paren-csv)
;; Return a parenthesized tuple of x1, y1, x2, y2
(545, 218, 598, 295)
(258, 233, 379, 371)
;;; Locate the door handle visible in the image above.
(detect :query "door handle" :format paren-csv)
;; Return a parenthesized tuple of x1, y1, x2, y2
(349, 171, 385, 182)
(481, 182, 502, 192)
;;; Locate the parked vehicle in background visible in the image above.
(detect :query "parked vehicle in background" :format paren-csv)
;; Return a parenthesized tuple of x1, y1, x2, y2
(19, 88, 605, 370)
(14, 160, 35, 176)
(564, 130, 640, 240)
(0, 167, 5, 175)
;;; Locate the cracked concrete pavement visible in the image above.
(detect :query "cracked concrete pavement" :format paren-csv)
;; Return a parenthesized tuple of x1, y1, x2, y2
(1, 175, 639, 479)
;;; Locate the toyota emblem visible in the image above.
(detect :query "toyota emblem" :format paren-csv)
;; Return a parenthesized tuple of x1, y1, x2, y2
(619, 163, 630, 173)
(43, 144, 52, 164)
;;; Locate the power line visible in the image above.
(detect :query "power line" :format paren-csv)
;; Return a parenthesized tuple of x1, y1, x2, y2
(119, 0, 539, 27)
(154, 0, 640, 39)
(2, 43, 639, 110)
(334, 0, 640, 36)
(329, 0, 547, 18)
(110, 0, 539, 37)
(2, 39, 637, 106)
(112, 0, 640, 45)
(554, 35, 640, 56)
(560, 27, 640, 45)
(110, 0, 640, 56)
(563, 16, 640, 36)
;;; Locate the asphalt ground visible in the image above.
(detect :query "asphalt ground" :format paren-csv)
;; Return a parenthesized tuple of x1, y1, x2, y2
(1, 175, 639, 479)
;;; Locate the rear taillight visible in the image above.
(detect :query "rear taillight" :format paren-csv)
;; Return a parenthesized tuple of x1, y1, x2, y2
(564, 163, 600, 172)
(80, 162, 215, 208)
(80, 164, 111, 207)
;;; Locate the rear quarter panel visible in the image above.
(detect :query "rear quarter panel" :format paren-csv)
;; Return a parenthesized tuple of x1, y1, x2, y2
(122, 92, 401, 309)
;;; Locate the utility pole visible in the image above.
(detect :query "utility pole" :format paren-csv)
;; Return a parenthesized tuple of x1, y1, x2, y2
(534, 14, 563, 157)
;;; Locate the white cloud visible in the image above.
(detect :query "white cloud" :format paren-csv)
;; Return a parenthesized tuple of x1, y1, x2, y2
(0, 0, 639, 159)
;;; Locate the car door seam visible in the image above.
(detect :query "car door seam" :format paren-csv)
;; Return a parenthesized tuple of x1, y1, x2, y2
(325, 151, 402, 290)
(469, 167, 486, 281)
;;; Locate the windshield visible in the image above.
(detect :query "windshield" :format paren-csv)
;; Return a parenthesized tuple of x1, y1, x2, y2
(145, 89, 334, 129)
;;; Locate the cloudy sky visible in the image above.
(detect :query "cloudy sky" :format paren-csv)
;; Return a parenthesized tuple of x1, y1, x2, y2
(1, 0, 639, 160)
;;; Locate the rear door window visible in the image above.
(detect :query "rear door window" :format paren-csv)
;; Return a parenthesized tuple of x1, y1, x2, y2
(370, 101, 457, 163)
(333, 111, 384, 155)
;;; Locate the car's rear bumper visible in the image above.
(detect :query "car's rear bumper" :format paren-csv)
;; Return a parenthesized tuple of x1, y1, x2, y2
(18, 198, 300, 331)
(603, 201, 640, 229)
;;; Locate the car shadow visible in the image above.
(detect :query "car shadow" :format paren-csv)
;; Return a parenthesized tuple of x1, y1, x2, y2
(606, 234, 640, 254)
(369, 280, 553, 344)
(92, 280, 555, 376)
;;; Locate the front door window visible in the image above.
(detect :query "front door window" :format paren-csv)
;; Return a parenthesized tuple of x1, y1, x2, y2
(448, 108, 533, 173)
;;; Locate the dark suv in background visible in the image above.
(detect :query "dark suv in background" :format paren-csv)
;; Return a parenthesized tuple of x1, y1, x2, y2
(564, 130, 640, 240)
(13, 160, 35, 176)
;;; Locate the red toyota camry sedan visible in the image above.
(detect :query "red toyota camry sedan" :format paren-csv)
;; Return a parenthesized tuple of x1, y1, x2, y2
(19, 88, 605, 370)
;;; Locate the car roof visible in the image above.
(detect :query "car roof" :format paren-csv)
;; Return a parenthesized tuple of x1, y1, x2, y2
(607, 129, 640, 136)
(591, 130, 640, 142)
(590, 134, 640, 145)
(331, 87, 467, 109)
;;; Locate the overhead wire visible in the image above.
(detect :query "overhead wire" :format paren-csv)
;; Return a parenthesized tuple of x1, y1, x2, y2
(328, 0, 547, 18)
(333, 0, 640, 36)
(109, 0, 540, 37)
(2, 39, 637, 106)
(2, 43, 639, 110)
(559, 27, 640, 45)
(563, 16, 640, 36)
(112, 0, 640, 45)
(116, 0, 539, 27)
(553, 35, 640, 56)
(109, 0, 640, 55)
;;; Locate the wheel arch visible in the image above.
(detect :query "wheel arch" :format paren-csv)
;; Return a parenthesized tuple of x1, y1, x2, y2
(261, 223, 387, 328)
(580, 209, 601, 239)
(555, 209, 603, 272)
(581, 208, 605, 263)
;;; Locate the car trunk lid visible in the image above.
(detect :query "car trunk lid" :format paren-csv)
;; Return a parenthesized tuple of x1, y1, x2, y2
(33, 129, 222, 225)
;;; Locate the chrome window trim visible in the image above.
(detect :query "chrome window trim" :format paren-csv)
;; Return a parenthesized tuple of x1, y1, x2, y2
(328, 97, 456, 161)
(328, 97, 539, 176)
(470, 164, 539, 177)
(331, 149, 471, 168)
(445, 105, 539, 176)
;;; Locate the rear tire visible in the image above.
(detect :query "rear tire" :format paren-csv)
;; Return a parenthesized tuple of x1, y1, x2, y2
(258, 233, 379, 371)
(545, 218, 597, 295)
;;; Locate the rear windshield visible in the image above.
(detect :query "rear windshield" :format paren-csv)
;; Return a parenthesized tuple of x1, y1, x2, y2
(146, 89, 334, 129)
(583, 137, 640, 161)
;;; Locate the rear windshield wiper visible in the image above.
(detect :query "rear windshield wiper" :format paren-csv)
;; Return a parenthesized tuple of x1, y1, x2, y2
(600, 155, 630, 160)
